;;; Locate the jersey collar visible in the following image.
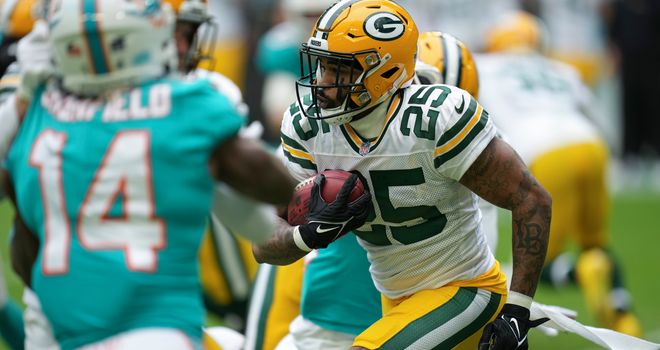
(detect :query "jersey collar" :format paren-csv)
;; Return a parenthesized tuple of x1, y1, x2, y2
(340, 91, 403, 156)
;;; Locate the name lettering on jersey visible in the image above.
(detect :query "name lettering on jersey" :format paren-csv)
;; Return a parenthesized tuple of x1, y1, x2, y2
(41, 89, 100, 122)
(102, 83, 172, 122)
(41, 84, 172, 123)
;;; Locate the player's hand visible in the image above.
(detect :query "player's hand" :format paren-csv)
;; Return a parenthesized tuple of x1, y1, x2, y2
(478, 304, 549, 350)
(16, 20, 53, 103)
(295, 174, 371, 250)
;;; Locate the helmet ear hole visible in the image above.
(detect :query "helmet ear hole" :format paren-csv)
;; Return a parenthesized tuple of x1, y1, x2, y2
(380, 66, 399, 79)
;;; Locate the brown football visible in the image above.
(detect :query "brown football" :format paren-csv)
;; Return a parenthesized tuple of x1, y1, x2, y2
(287, 170, 366, 225)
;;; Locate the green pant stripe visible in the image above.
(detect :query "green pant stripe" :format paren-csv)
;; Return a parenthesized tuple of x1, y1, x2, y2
(436, 291, 502, 349)
(380, 287, 478, 350)
(254, 266, 277, 350)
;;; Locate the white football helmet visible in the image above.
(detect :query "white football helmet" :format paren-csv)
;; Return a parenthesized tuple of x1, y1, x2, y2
(48, 0, 177, 96)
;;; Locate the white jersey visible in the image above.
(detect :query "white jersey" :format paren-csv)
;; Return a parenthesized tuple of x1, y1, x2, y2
(280, 85, 496, 299)
(475, 53, 601, 164)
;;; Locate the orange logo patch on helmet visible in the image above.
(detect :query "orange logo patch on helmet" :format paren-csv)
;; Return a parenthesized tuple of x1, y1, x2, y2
(363, 12, 405, 41)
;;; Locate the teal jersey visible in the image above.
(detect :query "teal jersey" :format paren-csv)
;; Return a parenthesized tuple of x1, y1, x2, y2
(256, 22, 305, 76)
(6, 78, 244, 349)
(301, 234, 381, 335)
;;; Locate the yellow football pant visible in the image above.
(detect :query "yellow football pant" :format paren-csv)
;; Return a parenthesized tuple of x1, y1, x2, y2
(353, 261, 507, 350)
(245, 260, 304, 350)
(528, 141, 610, 262)
(199, 220, 258, 318)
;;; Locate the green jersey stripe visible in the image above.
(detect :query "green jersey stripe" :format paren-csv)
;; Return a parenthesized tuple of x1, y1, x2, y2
(434, 110, 489, 168)
(436, 97, 478, 147)
(283, 148, 318, 171)
(281, 134, 308, 153)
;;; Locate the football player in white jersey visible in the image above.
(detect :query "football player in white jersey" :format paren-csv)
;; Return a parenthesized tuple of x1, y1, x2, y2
(253, 1, 553, 349)
(478, 10, 642, 338)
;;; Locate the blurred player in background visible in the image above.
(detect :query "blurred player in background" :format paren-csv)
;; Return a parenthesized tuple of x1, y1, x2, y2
(254, 1, 553, 349)
(256, 0, 336, 140)
(0, 0, 39, 75)
(195, 0, 247, 88)
(2, 0, 296, 348)
(397, 0, 519, 52)
(522, 0, 611, 87)
(477, 10, 642, 336)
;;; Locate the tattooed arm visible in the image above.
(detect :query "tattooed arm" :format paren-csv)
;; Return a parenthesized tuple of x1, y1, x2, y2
(252, 217, 309, 265)
(460, 136, 551, 297)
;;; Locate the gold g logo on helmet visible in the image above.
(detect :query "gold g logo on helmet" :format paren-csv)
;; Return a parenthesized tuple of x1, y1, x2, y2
(296, 0, 418, 125)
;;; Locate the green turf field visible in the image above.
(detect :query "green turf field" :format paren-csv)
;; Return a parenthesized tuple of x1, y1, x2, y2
(1, 192, 659, 349)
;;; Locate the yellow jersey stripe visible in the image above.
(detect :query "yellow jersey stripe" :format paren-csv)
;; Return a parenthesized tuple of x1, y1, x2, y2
(434, 105, 483, 157)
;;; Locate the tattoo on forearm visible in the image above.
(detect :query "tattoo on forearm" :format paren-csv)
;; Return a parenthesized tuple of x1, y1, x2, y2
(252, 218, 306, 265)
(513, 220, 545, 255)
(510, 174, 551, 296)
(460, 138, 551, 297)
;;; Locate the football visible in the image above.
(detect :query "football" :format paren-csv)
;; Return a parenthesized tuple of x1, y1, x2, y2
(287, 170, 366, 225)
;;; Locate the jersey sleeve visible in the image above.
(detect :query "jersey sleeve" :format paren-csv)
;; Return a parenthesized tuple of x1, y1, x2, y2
(433, 87, 496, 180)
(279, 102, 317, 182)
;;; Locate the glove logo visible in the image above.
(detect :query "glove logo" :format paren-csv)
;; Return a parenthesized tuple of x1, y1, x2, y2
(315, 224, 342, 234)
(508, 317, 521, 339)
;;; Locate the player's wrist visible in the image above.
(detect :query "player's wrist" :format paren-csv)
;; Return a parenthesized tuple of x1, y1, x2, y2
(292, 225, 313, 252)
(506, 290, 533, 310)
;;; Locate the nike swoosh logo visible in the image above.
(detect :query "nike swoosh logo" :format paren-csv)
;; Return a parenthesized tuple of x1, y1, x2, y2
(316, 225, 339, 234)
(509, 318, 521, 339)
(455, 95, 465, 113)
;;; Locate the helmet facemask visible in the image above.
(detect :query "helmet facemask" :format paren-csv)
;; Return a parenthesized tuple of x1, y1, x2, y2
(296, 44, 390, 125)
(173, 0, 218, 73)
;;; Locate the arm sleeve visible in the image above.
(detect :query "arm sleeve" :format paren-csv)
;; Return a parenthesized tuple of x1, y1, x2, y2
(433, 88, 496, 180)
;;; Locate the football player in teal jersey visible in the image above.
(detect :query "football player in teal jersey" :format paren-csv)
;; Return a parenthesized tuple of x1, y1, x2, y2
(2, 0, 299, 349)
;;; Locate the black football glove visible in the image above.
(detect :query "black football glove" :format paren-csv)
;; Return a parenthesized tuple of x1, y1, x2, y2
(478, 304, 549, 350)
(295, 173, 371, 250)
